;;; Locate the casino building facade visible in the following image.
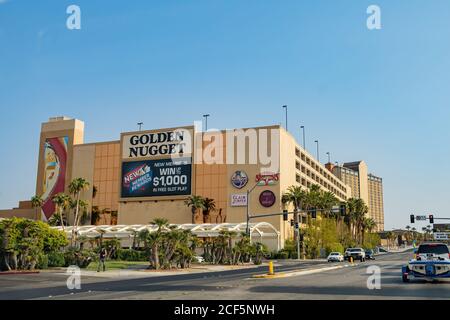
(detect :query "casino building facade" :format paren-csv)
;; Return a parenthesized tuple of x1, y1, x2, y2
(0, 117, 385, 244)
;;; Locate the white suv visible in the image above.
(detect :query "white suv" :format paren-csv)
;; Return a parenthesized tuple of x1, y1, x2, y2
(415, 243, 450, 261)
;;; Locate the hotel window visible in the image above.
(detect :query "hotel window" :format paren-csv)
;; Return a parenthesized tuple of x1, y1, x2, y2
(296, 161, 301, 170)
(296, 174, 301, 183)
(295, 148, 301, 158)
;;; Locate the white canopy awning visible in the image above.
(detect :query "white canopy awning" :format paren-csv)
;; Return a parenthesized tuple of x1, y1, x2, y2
(53, 222, 280, 241)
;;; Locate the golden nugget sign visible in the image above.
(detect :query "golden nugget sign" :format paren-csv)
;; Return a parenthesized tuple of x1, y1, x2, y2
(122, 128, 193, 159)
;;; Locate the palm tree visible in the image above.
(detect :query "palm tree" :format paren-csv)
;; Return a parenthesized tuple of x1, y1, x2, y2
(52, 193, 71, 230)
(69, 178, 90, 246)
(31, 195, 44, 220)
(202, 198, 216, 223)
(149, 218, 169, 269)
(283, 185, 307, 258)
(361, 217, 376, 245)
(185, 195, 206, 224)
(346, 198, 368, 244)
(319, 191, 338, 219)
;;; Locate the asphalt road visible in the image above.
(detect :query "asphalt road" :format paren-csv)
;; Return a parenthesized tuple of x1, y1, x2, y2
(0, 251, 448, 300)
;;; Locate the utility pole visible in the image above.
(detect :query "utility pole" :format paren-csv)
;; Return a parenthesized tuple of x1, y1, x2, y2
(137, 122, 143, 131)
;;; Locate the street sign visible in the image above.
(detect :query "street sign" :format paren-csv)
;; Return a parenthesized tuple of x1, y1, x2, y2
(416, 215, 427, 221)
(434, 232, 449, 240)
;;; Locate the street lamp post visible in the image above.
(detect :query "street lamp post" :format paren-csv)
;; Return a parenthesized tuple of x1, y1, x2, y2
(282, 105, 288, 131)
(326, 152, 331, 163)
(315, 140, 320, 162)
(300, 125, 306, 150)
(203, 114, 210, 131)
(246, 181, 260, 236)
(137, 122, 144, 131)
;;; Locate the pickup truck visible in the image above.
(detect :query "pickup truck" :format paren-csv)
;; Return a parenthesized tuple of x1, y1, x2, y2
(344, 248, 366, 262)
(402, 243, 450, 282)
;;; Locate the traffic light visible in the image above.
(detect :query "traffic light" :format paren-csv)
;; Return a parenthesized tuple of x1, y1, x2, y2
(410, 214, 415, 224)
(429, 215, 434, 224)
(340, 203, 346, 216)
(295, 222, 299, 229)
(290, 219, 294, 227)
(283, 210, 288, 221)
(311, 208, 317, 219)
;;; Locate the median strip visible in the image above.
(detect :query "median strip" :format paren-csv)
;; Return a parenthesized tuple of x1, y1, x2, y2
(252, 263, 358, 279)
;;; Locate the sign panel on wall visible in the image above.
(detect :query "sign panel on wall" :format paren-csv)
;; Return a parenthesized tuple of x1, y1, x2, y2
(231, 194, 248, 207)
(231, 171, 248, 189)
(259, 190, 276, 208)
(121, 158, 192, 198)
(122, 129, 193, 159)
(434, 233, 449, 241)
(41, 137, 69, 220)
(256, 172, 280, 186)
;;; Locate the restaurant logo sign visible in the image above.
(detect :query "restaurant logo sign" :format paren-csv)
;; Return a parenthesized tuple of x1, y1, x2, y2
(259, 190, 276, 208)
(256, 172, 279, 186)
(231, 170, 249, 189)
(231, 194, 248, 207)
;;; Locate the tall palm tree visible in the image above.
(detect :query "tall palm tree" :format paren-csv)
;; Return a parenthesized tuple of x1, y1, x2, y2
(185, 195, 206, 224)
(52, 193, 71, 231)
(361, 217, 376, 245)
(31, 195, 44, 220)
(283, 186, 307, 258)
(346, 198, 368, 244)
(202, 198, 217, 223)
(69, 178, 90, 246)
(319, 191, 338, 219)
(148, 218, 169, 269)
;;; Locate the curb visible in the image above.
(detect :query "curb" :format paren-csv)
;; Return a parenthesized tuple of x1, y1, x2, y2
(252, 263, 359, 279)
(0, 271, 40, 275)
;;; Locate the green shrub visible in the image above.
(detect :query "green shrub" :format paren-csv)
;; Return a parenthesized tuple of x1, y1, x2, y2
(48, 251, 65, 267)
(117, 249, 148, 262)
(64, 248, 95, 268)
(325, 243, 345, 255)
(275, 251, 289, 259)
(37, 254, 48, 270)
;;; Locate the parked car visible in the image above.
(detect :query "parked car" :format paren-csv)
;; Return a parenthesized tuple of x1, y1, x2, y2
(194, 256, 205, 263)
(365, 249, 375, 260)
(327, 252, 344, 262)
(344, 248, 366, 262)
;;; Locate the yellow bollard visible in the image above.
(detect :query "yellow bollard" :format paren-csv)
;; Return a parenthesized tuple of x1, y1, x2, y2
(268, 261, 275, 275)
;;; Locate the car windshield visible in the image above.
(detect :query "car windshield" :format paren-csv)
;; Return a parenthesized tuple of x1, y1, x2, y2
(418, 244, 449, 255)
(330, 253, 339, 256)
(349, 249, 361, 252)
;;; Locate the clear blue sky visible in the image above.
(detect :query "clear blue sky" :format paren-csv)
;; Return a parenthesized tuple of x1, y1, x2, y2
(1, 1, 449, 230)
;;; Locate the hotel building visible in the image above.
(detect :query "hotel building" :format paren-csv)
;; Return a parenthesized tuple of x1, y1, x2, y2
(0, 117, 385, 245)
(326, 161, 385, 232)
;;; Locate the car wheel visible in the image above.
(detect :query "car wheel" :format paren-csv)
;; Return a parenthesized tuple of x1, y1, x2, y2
(402, 274, 409, 283)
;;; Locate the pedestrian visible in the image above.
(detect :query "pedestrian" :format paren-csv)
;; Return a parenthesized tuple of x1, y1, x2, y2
(97, 248, 107, 272)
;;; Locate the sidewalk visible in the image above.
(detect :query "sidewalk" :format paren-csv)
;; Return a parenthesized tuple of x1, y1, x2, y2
(43, 263, 261, 279)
